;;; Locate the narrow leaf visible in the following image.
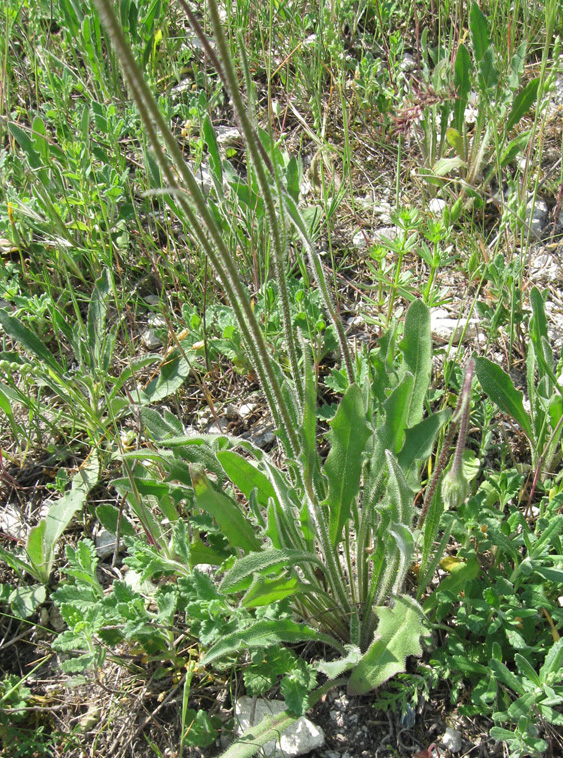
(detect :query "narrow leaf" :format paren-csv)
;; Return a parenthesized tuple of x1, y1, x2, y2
(220, 548, 321, 593)
(202, 619, 344, 665)
(191, 466, 261, 554)
(470, 1, 489, 63)
(0, 310, 62, 373)
(400, 300, 431, 427)
(506, 78, 539, 132)
(475, 357, 534, 440)
(322, 384, 371, 545)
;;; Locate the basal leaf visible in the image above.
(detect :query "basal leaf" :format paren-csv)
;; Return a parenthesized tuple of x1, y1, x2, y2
(0, 309, 62, 374)
(347, 596, 425, 695)
(216, 450, 276, 509)
(400, 300, 431, 427)
(470, 1, 489, 63)
(190, 466, 261, 554)
(322, 384, 371, 546)
(475, 357, 534, 440)
(506, 78, 539, 132)
(221, 548, 322, 592)
(202, 619, 343, 665)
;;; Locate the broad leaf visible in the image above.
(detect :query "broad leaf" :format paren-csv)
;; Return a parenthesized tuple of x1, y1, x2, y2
(216, 450, 276, 510)
(347, 596, 425, 695)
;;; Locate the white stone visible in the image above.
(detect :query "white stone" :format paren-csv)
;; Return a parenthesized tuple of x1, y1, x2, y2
(529, 253, 561, 284)
(400, 53, 416, 72)
(141, 328, 162, 350)
(431, 311, 480, 344)
(352, 231, 368, 248)
(251, 425, 276, 449)
(239, 403, 256, 419)
(232, 697, 324, 758)
(428, 198, 446, 215)
(373, 226, 398, 242)
(95, 529, 119, 560)
(527, 197, 548, 238)
(207, 421, 225, 435)
(215, 126, 241, 146)
(148, 314, 166, 328)
(442, 726, 462, 753)
(0, 504, 26, 541)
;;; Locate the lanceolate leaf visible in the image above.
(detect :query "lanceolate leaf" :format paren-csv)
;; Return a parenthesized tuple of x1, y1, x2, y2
(190, 466, 261, 554)
(216, 450, 277, 509)
(202, 619, 344, 665)
(322, 384, 371, 546)
(470, 1, 489, 64)
(453, 43, 472, 134)
(220, 548, 322, 593)
(506, 77, 539, 132)
(475, 357, 534, 441)
(397, 409, 450, 474)
(0, 309, 63, 374)
(347, 596, 425, 695)
(400, 300, 431, 428)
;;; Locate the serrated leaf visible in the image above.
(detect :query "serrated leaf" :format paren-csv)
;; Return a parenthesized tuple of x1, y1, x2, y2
(476, 357, 534, 440)
(140, 406, 184, 439)
(322, 384, 371, 545)
(488, 658, 526, 695)
(202, 619, 343, 665)
(317, 645, 363, 679)
(347, 596, 425, 695)
(540, 639, 563, 680)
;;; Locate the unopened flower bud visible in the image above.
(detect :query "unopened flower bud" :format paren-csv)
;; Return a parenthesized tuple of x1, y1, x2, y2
(441, 466, 469, 509)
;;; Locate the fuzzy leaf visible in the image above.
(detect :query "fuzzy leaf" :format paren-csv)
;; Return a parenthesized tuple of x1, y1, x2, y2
(221, 548, 321, 592)
(190, 466, 261, 554)
(347, 596, 425, 695)
(322, 384, 371, 545)
(475, 357, 534, 441)
(202, 619, 343, 665)
(400, 300, 431, 427)
(506, 78, 539, 132)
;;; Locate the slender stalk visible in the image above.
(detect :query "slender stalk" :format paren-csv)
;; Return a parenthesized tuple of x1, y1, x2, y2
(91, 0, 300, 457)
(204, 0, 303, 404)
